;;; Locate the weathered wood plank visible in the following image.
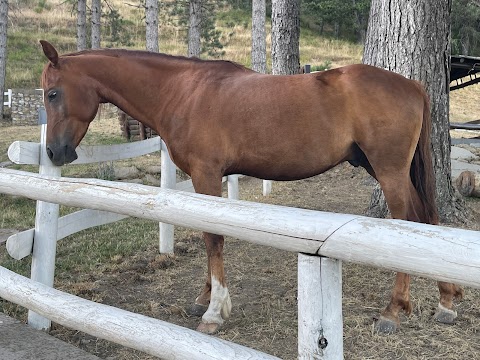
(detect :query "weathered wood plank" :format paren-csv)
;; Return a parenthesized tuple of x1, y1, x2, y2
(227, 174, 239, 200)
(159, 140, 176, 254)
(298, 254, 343, 360)
(27, 124, 60, 330)
(8, 141, 40, 165)
(6, 229, 34, 260)
(263, 180, 272, 196)
(7, 137, 162, 165)
(0, 168, 350, 254)
(320, 217, 480, 289)
(0, 168, 479, 288)
(6, 209, 129, 260)
(0, 266, 279, 360)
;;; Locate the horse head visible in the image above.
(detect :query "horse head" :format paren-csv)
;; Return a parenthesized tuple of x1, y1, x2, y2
(40, 40, 100, 166)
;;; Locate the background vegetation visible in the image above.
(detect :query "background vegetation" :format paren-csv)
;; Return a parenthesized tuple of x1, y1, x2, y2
(5, 0, 479, 89)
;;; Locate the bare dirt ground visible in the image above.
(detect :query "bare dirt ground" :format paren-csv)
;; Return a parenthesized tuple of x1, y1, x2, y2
(45, 158, 480, 359)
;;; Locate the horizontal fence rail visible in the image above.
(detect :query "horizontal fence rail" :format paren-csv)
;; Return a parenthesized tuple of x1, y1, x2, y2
(0, 266, 279, 360)
(8, 136, 163, 165)
(1, 168, 479, 290)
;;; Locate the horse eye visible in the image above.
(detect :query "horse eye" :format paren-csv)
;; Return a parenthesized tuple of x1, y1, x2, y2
(48, 91, 57, 102)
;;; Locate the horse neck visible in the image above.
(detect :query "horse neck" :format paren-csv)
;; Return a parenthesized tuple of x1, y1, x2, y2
(77, 53, 189, 133)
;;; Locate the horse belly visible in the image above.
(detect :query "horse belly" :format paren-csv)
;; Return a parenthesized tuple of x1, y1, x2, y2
(233, 142, 350, 181)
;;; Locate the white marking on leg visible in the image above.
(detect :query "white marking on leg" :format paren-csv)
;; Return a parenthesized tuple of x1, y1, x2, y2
(201, 276, 231, 325)
(437, 302, 457, 317)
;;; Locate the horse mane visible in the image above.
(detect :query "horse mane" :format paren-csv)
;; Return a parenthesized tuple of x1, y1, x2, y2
(62, 48, 252, 73)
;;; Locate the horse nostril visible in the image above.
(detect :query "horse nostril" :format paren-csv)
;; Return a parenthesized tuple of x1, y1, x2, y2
(46, 146, 54, 160)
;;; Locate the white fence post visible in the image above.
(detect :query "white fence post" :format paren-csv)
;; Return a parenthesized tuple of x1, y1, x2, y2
(298, 254, 343, 360)
(3, 89, 12, 107)
(263, 180, 272, 196)
(27, 124, 61, 330)
(227, 175, 239, 200)
(160, 140, 176, 254)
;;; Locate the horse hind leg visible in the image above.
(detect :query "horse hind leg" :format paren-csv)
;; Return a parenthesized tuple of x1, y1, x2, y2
(372, 174, 463, 333)
(399, 180, 464, 325)
(370, 173, 416, 334)
(434, 281, 464, 324)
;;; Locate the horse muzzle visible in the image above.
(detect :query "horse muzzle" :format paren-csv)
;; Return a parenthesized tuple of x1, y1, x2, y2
(46, 143, 78, 166)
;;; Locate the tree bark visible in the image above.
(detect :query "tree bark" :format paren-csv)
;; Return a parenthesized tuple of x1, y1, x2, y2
(0, 0, 8, 121)
(145, 0, 159, 52)
(77, 0, 87, 51)
(363, 0, 466, 222)
(91, 0, 101, 49)
(251, 0, 266, 73)
(271, 0, 300, 75)
(188, 0, 202, 57)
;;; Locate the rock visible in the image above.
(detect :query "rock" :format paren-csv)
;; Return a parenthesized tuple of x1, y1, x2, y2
(144, 165, 161, 174)
(114, 166, 140, 179)
(451, 160, 480, 179)
(144, 174, 160, 186)
(451, 146, 476, 161)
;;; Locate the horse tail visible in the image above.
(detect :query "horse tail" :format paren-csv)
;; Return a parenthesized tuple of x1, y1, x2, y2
(410, 84, 439, 225)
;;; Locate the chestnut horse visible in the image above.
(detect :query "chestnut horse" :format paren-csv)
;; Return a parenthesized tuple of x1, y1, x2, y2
(39, 40, 463, 335)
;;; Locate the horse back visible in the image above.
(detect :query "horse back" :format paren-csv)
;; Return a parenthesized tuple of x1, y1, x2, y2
(165, 64, 425, 180)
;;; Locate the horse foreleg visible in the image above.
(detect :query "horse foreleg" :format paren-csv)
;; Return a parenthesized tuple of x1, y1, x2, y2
(190, 169, 232, 334)
(189, 255, 211, 316)
(196, 232, 232, 334)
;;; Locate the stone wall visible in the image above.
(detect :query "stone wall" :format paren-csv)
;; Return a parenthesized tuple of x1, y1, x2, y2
(8, 89, 120, 126)
(11, 89, 44, 126)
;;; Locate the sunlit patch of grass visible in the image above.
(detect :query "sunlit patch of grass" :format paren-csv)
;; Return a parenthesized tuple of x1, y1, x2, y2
(450, 83, 480, 123)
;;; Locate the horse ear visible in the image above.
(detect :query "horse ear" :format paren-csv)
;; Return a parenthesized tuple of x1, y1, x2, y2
(40, 40, 59, 66)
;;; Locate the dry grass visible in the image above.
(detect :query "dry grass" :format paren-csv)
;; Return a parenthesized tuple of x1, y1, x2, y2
(450, 83, 480, 123)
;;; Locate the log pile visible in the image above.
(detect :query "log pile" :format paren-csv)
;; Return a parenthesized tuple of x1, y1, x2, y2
(456, 171, 480, 198)
(119, 111, 158, 141)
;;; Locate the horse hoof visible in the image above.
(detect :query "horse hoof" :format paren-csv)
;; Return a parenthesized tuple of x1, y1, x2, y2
(197, 321, 221, 334)
(187, 303, 208, 317)
(434, 304, 457, 324)
(374, 316, 398, 334)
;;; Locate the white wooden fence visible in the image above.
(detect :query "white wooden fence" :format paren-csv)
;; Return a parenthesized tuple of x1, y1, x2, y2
(0, 166, 479, 359)
(3, 89, 12, 107)
(6, 124, 240, 329)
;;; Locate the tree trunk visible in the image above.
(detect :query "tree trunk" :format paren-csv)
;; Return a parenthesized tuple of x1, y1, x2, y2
(460, 32, 470, 54)
(251, 0, 266, 73)
(77, 0, 87, 51)
(0, 0, 8, 121)
(145, 0, 159, 52)
(271, 0, 300, 75)
(363, 0, 466, 222)
(91, 0, 101, 49)
(188, 0, 202, 57)
(333, 21, 340, 38)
